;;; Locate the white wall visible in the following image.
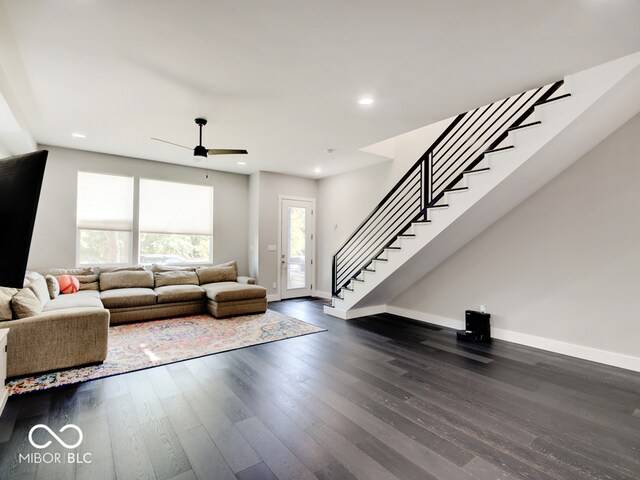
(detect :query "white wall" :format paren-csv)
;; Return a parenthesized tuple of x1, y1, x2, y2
(248, 172, 260, 279)
(361, 117, 451, 183)
(390, 113, 640, 362)
(29, 146, 250, 274)
(317, 162, 390, 295)
(254, 171, 317, 296)
(29, 147, 319, 292)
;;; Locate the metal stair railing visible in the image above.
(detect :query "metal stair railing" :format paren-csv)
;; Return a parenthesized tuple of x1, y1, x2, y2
(332, 80, 565, 297)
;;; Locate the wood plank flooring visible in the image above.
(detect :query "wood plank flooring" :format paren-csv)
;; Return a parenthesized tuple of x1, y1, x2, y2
(0, 298, 638, 479)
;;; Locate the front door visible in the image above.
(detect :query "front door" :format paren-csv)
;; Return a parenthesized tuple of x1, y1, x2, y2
(280, 198, 314, 299)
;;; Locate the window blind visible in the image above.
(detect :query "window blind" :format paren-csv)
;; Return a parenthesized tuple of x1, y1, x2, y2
(139, 179, 213, 236)
(77, 172, 134, 231)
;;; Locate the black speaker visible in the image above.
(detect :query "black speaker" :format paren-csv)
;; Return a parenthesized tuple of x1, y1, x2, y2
(457, 310, 491, 343)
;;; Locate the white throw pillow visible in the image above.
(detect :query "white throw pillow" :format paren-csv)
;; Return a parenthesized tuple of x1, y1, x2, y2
(0, 287, 18, 321)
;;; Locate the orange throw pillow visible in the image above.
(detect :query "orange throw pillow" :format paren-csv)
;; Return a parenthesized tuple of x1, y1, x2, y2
(57, 275, 79, 294)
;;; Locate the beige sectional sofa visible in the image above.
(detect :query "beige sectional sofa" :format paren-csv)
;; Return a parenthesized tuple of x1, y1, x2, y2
(0, 261, 266, 377)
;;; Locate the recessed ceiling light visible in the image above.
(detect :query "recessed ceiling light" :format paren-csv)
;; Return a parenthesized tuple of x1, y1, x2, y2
(237, 161, 247, 166)
(72, 132, 86, 139)
(314, 167, 322, 174)
(358, 97, 374, 105)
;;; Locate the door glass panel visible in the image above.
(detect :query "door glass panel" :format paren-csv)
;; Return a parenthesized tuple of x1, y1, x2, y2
(287, 206, 306, 289)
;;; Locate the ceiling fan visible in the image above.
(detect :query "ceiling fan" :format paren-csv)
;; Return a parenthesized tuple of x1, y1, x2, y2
(151, 118, 248, 159)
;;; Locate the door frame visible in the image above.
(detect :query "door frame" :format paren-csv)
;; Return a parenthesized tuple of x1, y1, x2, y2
(277, 195, 316, 301)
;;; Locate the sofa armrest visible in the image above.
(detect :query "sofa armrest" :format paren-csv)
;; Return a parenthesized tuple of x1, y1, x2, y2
(237, 276, 256, 285)
(3, 307, 110, 377)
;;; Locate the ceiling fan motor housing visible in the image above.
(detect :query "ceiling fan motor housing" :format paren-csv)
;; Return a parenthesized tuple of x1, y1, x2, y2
(194, 145, 208, 157)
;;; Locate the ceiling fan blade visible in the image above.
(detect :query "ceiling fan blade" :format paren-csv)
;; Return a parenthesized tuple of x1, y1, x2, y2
(151, 138, 192, 150)
(207, 149, 248, 155)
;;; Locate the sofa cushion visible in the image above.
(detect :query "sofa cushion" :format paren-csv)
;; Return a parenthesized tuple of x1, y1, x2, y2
(154, 270, 199, 287)
(45, 275, 60, 299)
(77, 274, 100, 291)
(24, 271, 45, 284)
(43, 290, 103, 312)
(38, 267, 96, 277)
(100, 265, 146, 272)
(150, 264, 197, 273)
(201, 282, 267, 302)
(100, 270, 154, 291)
(100, 288, 157, 309)
(154, 285, 206, 304)
(197, 266, 237, 284)
(217, 260, 238, 275)
(11, 288, 43, 318)
(0, 287, 18, 321)
(25, 275, 50, 306)
(236, 276, 256, 285)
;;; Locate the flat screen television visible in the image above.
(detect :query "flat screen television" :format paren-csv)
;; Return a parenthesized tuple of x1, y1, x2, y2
(0, 150, 48, 288)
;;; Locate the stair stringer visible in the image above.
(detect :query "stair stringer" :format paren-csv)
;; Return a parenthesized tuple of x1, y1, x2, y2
(326, 52, 640, 318)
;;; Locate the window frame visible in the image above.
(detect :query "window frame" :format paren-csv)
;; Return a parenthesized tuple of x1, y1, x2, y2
(76, 172, 215, 267)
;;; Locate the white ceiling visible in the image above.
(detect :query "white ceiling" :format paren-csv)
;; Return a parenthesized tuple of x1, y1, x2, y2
(0, 0, 639, 178)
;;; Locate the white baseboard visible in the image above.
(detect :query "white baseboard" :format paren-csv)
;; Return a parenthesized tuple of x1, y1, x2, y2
(490, 327, 640, 373)
(385, 305, 640, 373)
(323, 305, 341, 317)
(272, 291, 330, 301)
(324, 304, 386, 320)
(386, 306, 464, 330)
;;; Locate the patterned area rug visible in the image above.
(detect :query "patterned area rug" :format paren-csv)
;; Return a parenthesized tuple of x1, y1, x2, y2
(7, 310, 324, 395)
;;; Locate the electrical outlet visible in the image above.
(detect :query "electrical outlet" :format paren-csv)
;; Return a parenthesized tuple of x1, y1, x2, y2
(272, 282, 277, 289)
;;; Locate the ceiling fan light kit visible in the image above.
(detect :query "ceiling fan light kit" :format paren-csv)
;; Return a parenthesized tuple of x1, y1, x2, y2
(152, 118, 248, 160)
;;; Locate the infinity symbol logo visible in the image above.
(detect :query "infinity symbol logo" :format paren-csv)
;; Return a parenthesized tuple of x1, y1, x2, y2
(28, 424, 83, 449)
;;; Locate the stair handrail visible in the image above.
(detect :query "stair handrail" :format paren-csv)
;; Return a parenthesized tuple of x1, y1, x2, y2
(332, 80, 565, 297)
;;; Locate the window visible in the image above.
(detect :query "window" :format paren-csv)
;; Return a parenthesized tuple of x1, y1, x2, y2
(139, 179, 213, 264)
(77, 172, 134, 265)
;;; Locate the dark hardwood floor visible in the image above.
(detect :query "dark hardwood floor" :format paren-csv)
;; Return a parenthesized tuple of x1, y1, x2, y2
(0, 298, 639, 479)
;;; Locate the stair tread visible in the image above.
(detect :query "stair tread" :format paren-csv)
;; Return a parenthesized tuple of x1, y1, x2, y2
(508, 120, 541, 132)
(353, 278, 365, 282)
(385, 246, 401, 250)
(464, 167, 490, 174)
(399, 234, 415, 237)
(484, 145, 514, 155)
(374, 258, 388, 262)
(534, 93, 571, 106)
(363, 268, 376, 273)
(444, 186, 468, 193)
(427, 203, 449, 209)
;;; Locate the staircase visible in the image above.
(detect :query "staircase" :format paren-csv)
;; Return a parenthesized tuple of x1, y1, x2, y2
(325, 52, 640, 319)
